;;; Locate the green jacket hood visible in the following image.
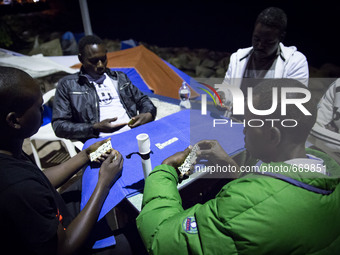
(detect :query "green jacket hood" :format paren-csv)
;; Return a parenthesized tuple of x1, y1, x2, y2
(256, 148, 340, 192)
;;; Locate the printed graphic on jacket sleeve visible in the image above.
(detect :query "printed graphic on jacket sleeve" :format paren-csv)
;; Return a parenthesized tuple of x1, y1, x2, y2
(182, 216, 198, 234)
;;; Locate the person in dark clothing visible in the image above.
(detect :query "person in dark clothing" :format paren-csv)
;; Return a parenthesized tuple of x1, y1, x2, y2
(0, 66, 130, 255)
(52, 35, 156, 143)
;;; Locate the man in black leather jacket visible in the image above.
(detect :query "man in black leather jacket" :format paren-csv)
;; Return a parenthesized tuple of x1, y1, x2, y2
(52, 35, 156, 142)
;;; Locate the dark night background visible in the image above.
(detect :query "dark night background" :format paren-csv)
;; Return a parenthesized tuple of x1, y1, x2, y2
(82, 0, 339, 68)
(1, 0, 340, 68)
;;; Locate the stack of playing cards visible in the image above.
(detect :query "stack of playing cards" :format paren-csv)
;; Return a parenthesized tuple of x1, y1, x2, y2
(90, 140, 113, 162)
(178, 144, 199, 174)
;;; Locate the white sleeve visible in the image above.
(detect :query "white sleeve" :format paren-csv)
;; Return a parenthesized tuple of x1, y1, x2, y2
(316, 80, 338, 127)
(286, 51, 309, 87)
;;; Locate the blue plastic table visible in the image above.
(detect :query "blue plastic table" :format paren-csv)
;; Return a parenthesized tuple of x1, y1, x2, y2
(81, 109, 245, 248)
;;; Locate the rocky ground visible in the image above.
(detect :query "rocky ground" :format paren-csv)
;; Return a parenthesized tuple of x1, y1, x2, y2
(2, 8, 340, 80)
(2, 8, 340, 103)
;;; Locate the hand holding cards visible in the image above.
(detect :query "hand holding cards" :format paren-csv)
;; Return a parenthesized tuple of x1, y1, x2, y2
(128, 118, 137, 126)
(178, 144, 199, 175)
(89, 139, 114, 162)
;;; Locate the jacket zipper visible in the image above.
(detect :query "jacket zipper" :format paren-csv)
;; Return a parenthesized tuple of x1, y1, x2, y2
(93, 85, 100, 123)
(115, 71, 132, 118)
(69, 91, 89, 95)
(78, 72, 100, 123)
(85, 81, 100, 123)
(120, 82, 130, 90)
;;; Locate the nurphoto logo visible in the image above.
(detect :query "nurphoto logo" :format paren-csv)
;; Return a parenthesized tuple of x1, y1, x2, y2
(200, 83, 312, 128)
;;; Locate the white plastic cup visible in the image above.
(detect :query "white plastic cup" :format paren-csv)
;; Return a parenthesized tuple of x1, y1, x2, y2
(136, 133, 152, 179)
(136, 133, 151, 154)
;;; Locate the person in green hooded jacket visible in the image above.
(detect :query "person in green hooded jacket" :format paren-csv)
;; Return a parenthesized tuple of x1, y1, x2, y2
(136, 78, 340, 254)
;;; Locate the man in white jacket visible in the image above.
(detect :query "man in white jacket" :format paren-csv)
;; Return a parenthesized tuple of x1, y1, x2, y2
(308, 79, 340, 164)
(221, 7, 309, 114)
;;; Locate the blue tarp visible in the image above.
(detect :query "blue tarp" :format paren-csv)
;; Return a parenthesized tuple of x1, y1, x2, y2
(81, 109, 245, 248)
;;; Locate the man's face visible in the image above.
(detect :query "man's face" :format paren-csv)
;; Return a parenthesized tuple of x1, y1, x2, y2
(252, 23, 281, 60)
(80, 44, 107, 78)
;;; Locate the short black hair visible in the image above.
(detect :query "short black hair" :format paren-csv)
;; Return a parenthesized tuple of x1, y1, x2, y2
(0, 66, 36, 125)
(251, 79, 317, 143)
(256, 7, 287, 35)
(78, 35, 103, 55)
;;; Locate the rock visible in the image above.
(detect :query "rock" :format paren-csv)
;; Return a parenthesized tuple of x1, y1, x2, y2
(139, 42, 232, 77)
(177, 53, 190, 69)
(196, 48, 210, 59)
(168, 57, 182, 69)
(218, 56, 230, 70)
(181, 69, 196, 78)
(201, 58, 217, 69)
(215, 67, 227, 78)
(196, 66, 215, 77)
(103, 39, 121, 52)
(29, 38, 62, 56)
(186, 55, 201, 71)
(320, 63, 340, 77)
(309, 65, 326, 78)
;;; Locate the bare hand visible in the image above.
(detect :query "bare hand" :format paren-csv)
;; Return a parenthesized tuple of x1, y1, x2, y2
(85, 138, 111, 163)
(98, 150, 124, 189)
(93, 118, 128, 133)
(196, 140, 240, 176)
(162, 146, 192, 182)
(162, 146, 192, 168)
(128, 112, 153, 128)
(196, 140, 228, 162)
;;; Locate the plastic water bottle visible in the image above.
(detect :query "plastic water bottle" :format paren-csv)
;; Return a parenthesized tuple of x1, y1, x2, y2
(179, 81, 191, 109)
